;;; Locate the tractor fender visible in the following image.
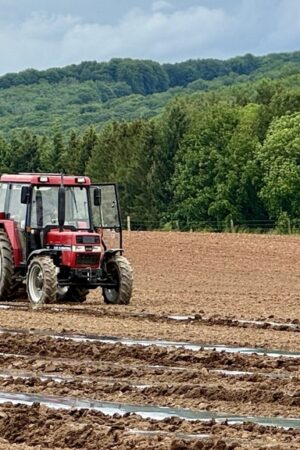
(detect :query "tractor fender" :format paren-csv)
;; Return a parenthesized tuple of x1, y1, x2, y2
(0, 220, 23, 267)
(27, 249, 60, 264)
(102, 249, 123, 264)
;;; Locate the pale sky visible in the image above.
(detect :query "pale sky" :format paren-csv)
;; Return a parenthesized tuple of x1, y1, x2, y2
(0, 0, 299, 74)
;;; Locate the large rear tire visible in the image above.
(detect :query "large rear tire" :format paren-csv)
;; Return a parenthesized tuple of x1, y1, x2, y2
(27, 256, 57, 308)
(58, 286, 89, 303)
(0, 231, 14, 301)
(103, 255, 133, 305)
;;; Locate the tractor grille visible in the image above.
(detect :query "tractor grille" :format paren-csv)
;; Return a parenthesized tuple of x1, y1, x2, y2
(76, 253, 100, 266)
(76, 235, 100, 244)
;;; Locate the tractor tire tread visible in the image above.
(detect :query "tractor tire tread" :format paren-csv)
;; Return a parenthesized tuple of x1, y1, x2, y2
(27, 256, 57, 306)
(0, 231, 14, 300)
(116, 256, 133, 305)
(103, 255, 133, 305)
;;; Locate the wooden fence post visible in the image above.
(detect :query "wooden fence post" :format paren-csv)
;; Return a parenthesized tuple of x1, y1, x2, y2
(230, 219, 235, 233)
(127, 216, 131, 233)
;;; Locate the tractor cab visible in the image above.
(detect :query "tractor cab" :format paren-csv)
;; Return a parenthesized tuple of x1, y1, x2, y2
(0, 174, 133, 307)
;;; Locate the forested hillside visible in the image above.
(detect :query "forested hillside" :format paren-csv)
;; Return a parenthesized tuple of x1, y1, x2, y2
(0, 52, 300, 134)
(1, 51, 300, 231)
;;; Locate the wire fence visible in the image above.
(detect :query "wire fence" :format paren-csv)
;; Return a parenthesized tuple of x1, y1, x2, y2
(122, 217, 300, 234)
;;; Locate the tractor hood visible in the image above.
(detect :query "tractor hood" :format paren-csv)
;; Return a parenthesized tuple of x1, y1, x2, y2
(45, 229, 101, 247)
(45, 229, 102, 268)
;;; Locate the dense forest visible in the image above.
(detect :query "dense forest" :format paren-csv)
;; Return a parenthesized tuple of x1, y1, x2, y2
(0, 52, 300, 134)
(1, 51, 300, 231)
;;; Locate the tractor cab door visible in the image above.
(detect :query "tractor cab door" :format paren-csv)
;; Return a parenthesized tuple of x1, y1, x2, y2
(90, 184, 122, 250)
(7, 183, 29, 263)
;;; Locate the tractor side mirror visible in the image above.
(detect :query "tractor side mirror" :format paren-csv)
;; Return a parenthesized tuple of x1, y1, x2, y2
(21, 186, 30, 204)
(58, 186, 65, 229)
(94, 188, 101, 206)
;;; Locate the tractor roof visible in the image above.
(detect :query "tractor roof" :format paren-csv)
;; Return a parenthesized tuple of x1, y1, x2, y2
(0, 173, 91, 186)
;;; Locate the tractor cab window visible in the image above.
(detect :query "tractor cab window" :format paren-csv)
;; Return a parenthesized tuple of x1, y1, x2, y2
(0, 184, 7, 212)
(8, 184, 27, 228)
(91, 184, 120, 229)
(31, 186, 90, 229)
(31, 186, 58, 228)
(65, 187, 90, 229)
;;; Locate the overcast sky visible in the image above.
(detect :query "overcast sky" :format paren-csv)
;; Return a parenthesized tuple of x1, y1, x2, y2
(0, 0, 299, 75)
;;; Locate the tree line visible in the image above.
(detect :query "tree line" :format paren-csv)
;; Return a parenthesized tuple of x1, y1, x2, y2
(1, 52, 300, 93)
(1, 52, 300, 135)
(1, 74, 300, 232)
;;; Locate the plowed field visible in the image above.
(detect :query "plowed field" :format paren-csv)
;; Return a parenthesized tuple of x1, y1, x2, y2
(0, 231, 299, 449)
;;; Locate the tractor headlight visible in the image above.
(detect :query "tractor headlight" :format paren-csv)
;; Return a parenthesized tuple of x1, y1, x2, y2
(72, 245, 85, 252)
(72, 245, 101, 252)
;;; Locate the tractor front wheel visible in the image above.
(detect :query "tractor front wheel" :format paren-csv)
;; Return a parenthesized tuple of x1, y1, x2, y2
(103, 255, 133, 305)
(27, 256, 57, 308)
(0, 231, 14, 301)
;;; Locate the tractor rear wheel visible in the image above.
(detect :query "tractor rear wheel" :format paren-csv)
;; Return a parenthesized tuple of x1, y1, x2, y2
(58, 286, 89, 303)
(27, 256, 57, 308)
(103, 255, 133, 305)
(0, 231, 14, 301)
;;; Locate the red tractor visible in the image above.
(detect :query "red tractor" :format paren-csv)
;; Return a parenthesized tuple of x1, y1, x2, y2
(0, 173, 133, 307)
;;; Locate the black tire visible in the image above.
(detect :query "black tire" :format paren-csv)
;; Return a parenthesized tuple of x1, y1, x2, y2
(58, 286, 89, 303)
(103, 255, 133, 305)
(0, 231, 14, 301)
(27, 256, 57, 308)
(56, 286, 69, 302)
(9, 284, 27, 300)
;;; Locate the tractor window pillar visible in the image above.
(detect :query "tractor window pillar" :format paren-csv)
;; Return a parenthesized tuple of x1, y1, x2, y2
(0, 184, 7, 212)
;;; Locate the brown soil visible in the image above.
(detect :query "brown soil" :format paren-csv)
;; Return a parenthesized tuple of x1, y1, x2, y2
(0, 231, 299, 449)
(0, 403, 299, 450)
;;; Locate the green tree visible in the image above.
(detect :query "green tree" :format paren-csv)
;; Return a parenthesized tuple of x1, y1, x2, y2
(80, 126, 98, 175)
(86, 119, 157, 224)
(153, 98, 190, 221)
(224, 104, 265, 222)
(38, 136, 53, 172)
(51, 123, 65, 172)
(270, 88, 300, 118)
(8, 130, 40, 173)
(0, 135, 10, 173)
(61, 130, 82, 174)
(258, 113, 300, 219)
(173, 103, 239, 228)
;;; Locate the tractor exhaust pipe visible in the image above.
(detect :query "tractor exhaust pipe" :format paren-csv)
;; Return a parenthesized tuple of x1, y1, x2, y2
(58, 173, 65, 231)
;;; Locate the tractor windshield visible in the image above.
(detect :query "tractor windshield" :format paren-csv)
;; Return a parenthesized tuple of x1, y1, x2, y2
(31, 186, 90, 229)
